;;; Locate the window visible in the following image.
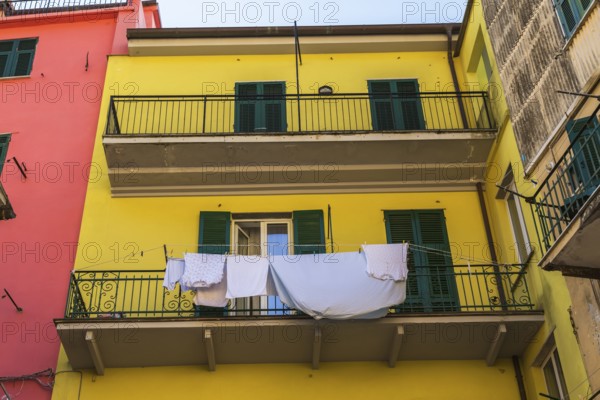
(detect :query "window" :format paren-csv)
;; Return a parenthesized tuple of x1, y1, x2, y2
(0, 38, 37, 78)
(197, 210, 325, 316)
(498, 166, 532, 263)
(542, 348, 569, 400)
(553, 0, 594, 38)
(384, 210, 458, 312)
(369, 79, 425, 131)
(235, 82, 286, 133)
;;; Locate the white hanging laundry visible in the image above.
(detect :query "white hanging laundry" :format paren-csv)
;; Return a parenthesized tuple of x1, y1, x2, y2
(225, 255, 275, 299)
(361, 243, 409, 281)
(270, 251, 406, 320)
(163, 258, 191, 291)
(181, 253, 225, 288)
(194, 270, 229, 307)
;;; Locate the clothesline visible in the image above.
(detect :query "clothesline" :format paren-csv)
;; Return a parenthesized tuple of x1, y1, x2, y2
(74, 242, 518, 273)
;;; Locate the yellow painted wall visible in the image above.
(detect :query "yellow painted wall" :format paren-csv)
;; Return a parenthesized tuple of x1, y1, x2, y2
(458, 2, 591, 399)
(52, 360, 522, 400)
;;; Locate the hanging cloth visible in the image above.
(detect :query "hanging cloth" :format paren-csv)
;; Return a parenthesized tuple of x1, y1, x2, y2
(361, 243, 409, 282)
(269, 251, 406, 320)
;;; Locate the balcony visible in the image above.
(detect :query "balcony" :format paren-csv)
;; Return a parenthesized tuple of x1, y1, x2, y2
(0, 0, 129, 18)
(102, 92, 498, 196)
(55, 264, 543, 374)
(529, 114, 600, 279)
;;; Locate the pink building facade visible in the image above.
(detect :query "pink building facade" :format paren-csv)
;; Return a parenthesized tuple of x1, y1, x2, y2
(0, 2, 160, 398)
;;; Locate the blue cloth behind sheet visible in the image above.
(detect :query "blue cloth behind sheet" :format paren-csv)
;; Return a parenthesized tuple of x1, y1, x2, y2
(269, 251, 406, 320)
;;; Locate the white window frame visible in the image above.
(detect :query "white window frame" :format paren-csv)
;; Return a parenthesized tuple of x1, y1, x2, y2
(229, 217, 293, 316)
(542, 347, 569, 400)
(504, 182, 533, 263)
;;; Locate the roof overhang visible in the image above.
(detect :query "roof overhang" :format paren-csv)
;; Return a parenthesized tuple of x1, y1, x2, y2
(127, 24, 461, 56)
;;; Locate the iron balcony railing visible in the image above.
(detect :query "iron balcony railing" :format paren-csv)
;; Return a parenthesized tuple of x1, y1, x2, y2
(64, 264, 533, 319)
(1, 0, 130, 17)
(528, 111, 600, 252)
(105, 92, 495, 136)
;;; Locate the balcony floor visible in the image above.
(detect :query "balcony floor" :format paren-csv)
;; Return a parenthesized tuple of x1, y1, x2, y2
(56, 312, 543, 373)
(540, 187, 600, 279)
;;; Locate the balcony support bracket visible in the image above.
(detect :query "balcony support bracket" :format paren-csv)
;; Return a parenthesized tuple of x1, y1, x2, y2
(388, 325, 404, 368)
(486, 323, 507, 366)
(204, 329, 216, 372)
(85, 331, 105, 376)
(312, 326, 321, 370)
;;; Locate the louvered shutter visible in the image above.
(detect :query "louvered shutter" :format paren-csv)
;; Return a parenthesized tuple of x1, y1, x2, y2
(293, 210, 325, 255)
(236, 83, 258, 133)
(415, 211, 458, 311)
(396, 81, 425, 130)
(554, 0, 579, 36)
(263, 83, 285, 132)
(385, 211, 424, 312)
(385, 210, 458, 312)
(369, 81, 396, 131)
(198, 211, 231, 254)
(566, 117, 600, 193)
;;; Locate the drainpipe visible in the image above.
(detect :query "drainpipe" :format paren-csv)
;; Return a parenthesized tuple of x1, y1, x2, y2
(512, 356, 528, 400)
(446, 25, 469, 129)
(476, 182, 508, 309)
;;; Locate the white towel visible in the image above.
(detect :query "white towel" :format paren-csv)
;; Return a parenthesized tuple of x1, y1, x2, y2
(361, 243, 409, 282)
(163, 258, 191, 291)
(181, 253, 225, 288)
(194, 271, 229, 307)
(225, 255, 275, 299)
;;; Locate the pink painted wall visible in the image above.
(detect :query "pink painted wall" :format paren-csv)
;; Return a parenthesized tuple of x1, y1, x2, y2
(0, 3, 157, 399)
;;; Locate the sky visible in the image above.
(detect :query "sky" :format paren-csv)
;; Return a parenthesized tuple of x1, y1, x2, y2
(159, 0, 467, 27)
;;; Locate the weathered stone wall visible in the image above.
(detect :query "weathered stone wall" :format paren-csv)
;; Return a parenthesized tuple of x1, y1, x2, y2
(482, 0, 599, 165)
(566, 277, 600, 392)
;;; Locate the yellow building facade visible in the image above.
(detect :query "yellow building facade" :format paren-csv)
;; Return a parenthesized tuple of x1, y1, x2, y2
(52, 2, 592, 399)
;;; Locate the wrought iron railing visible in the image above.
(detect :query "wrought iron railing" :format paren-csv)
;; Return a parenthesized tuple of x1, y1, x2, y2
(105, 92, 495, 136)
(528, 112, 600, 252)
(0, 0, 130, 17)
(64, 264, 533, 319)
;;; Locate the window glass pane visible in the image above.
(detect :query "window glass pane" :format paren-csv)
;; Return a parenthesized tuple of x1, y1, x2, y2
(507, 194, 528, 261)
(0, 41, 13, 52)
(267, 223, 288, 256)
(543, 360, 562, 398)
(553, 349, 569, 399)
(0, 54, 9, 77)
(17, 39, 37, 51)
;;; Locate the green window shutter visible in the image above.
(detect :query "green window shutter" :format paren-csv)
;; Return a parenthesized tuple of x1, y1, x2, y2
(566, 117, 600, 193)
(293, 210, 325, 255)
(369, 79, 425, 131)
(235, 82, 286, 133)
(396, 80, 425, 130)
(385, 210, 458, 312)
(198, 211, 231, 254)
(414, 210, 457, 311)
(369, 81, 396, 131)
(385, 211, 423, 311)
(554, 0, 580, 37)
(0, 135, 11, 176)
